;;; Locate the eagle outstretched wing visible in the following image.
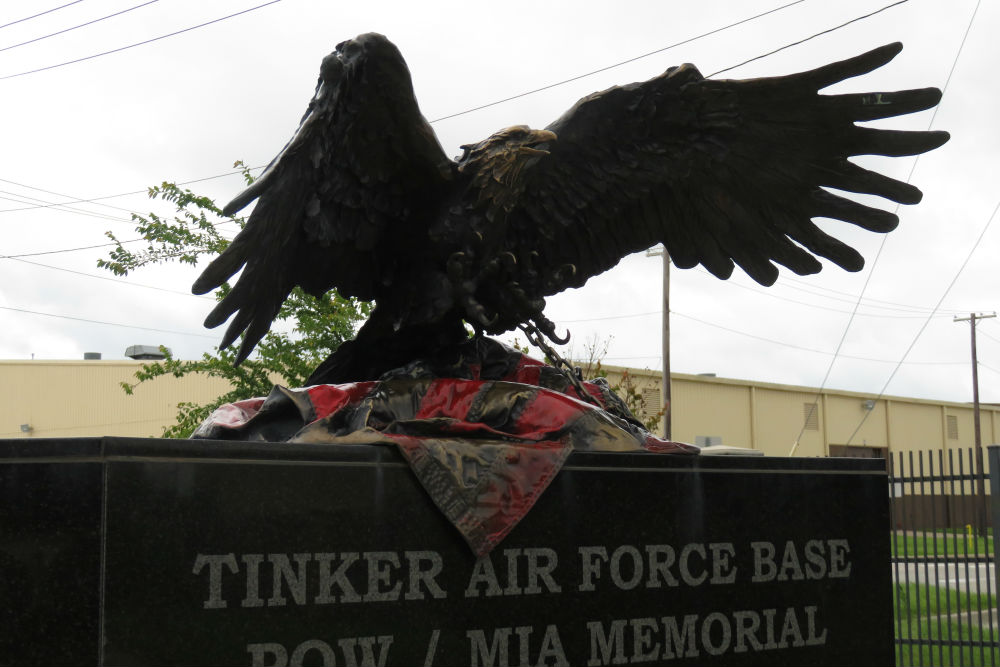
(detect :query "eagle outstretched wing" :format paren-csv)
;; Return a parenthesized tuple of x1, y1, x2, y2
(196, 37, 949, 381)
(192, 34, 453, 363)
(452, 42, 948, 317)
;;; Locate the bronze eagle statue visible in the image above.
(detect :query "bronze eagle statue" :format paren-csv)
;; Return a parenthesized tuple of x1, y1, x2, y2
(193, 34, 948, 385)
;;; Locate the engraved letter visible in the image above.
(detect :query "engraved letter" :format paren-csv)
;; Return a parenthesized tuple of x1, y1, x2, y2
(316, 552, 362, 604)
(586, 619, 627, 666)
(828, 539, 852, 578)
(192, 553, 238, 609)
(467, 627, 511, 667)
(404, 551, 447, 600)
(701, 612, 732, 656)
(268, 553, 311, 606)
(804, 540, 828, 580)
(662, 615, 699, 659)
(678, 543, 707, 587)
(290, 639, 335, 667)
(578, 546, 609, 592)
(630, 617, 661, 663)
(363, 552, 402, 602)
(247, 642, 288, 667)
(751, 542, 777, 583)
(610, 545, 644, 590)
(465, 555, 503, 598)
(708, 543, 737, 585)
(645, 545, 678, 588)
(524, 547, 561, 594)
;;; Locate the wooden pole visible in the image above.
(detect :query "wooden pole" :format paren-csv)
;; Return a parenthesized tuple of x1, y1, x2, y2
(955, 312, 996, 535)
(662, 250, 671, 440)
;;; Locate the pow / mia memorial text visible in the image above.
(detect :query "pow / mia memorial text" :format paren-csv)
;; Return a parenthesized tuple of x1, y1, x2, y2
(0, 439, 891, 665)
(192, 539, 851, 666)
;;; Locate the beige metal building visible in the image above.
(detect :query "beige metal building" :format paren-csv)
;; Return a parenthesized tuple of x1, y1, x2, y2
(599, 365, 998, 459)
(2, 359, 996, 461)
(0, 360, 232, 440)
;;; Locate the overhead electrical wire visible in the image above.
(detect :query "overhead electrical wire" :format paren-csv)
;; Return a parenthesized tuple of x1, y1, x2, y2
(791, 0, 981, 449)
(1, 0, 973, 368)
(557, 308, 964, 365)
(8, 256, 214, 300)
(0, 0, 283, 81)
(0, 0, 159, 54)
(2, 0, 906, 257)
(428, 0, 809, 124)
(0, 220, 240, 258)
(770, 276, 970, 316)
(702, 275, 957, 319)
(978, 327, 1000, 346)
(708, 0, 909, 77)
(0, 167, 262, 213)
(843, 194, 1000, 445)
(0, 304, 219, 339)
(0, 191, 133, 225)
(0, 1, 87, 31)
(980, 362, 1000, 378)
(672, 311, 965, 366)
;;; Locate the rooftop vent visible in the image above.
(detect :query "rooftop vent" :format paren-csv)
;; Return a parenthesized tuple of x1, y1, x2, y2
(125, 345, 170, 360)
(83, 352, 101, 360)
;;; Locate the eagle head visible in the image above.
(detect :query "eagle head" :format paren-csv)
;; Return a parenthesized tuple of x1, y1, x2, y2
(458, 126, 557, 171)
(318, 33, 413, 94)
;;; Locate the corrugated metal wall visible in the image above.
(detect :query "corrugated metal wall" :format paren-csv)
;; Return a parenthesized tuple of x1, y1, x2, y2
(0, 361, 232, 439)
(5, 359, 998, 456)
(601, 365, 1000, 459)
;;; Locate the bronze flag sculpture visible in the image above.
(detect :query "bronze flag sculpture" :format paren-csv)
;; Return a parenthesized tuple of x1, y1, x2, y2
(193, 34, 949, 384)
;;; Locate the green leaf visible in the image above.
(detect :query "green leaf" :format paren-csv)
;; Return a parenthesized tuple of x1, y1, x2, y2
(100, 168, 370, 438)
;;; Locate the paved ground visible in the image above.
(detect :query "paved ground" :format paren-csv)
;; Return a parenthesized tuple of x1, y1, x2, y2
(895, 561, 997, 594)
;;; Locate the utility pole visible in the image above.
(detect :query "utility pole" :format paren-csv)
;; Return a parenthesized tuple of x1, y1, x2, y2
(955, 312, 996, 535)
(646, 246, 671, 439)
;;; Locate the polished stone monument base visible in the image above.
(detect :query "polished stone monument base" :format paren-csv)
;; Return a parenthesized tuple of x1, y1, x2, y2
(1, 437, 891, 666)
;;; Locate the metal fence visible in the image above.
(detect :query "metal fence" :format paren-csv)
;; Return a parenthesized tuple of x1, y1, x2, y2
(889, 446, 1000, 666)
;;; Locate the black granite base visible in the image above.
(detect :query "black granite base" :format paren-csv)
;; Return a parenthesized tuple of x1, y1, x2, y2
(0, 438, 891, 666)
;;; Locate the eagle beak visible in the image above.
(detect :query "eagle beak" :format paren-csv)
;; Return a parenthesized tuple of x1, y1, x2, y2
(529, 129, 557, 146)
(519, 129, 557, 156)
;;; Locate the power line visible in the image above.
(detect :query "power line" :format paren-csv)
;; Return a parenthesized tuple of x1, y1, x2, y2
(1, 239, 124, 258)
(0, 0, 283, 81)
(791, 0, 980, 449)
(0, 0, 158, 54)
(708, 0, 910, 78)
(0, 1, 87, 30)
(0, 0, 913, 256)
(0, 191, 133, 225)
(979, 328, 1000, 346)
(672, 310, 964, 366)
(0, 167, 261, 213)
(0, 304, 219, 339)
(429, 0, 809, 123)
(843, 194, 1000, 445)
(560, 311, 660, 324)
(0, 222, 240, 258)
(558, 279, 956, 322)
(706, 274, 956, 319)
(764, 273, 970, 315)
(7, 256, 214, 299)
(980, 362, 1000, 378)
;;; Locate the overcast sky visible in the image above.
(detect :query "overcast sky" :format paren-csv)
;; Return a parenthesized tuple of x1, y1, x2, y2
(0, 0, 997, 406)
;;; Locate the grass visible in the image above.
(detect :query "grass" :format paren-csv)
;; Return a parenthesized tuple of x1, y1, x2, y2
(892, 533, 994, 558)
(895, 582, 999, 666)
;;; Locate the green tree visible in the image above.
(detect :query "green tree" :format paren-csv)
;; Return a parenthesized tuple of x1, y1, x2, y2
(99, 162, 371, 437)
